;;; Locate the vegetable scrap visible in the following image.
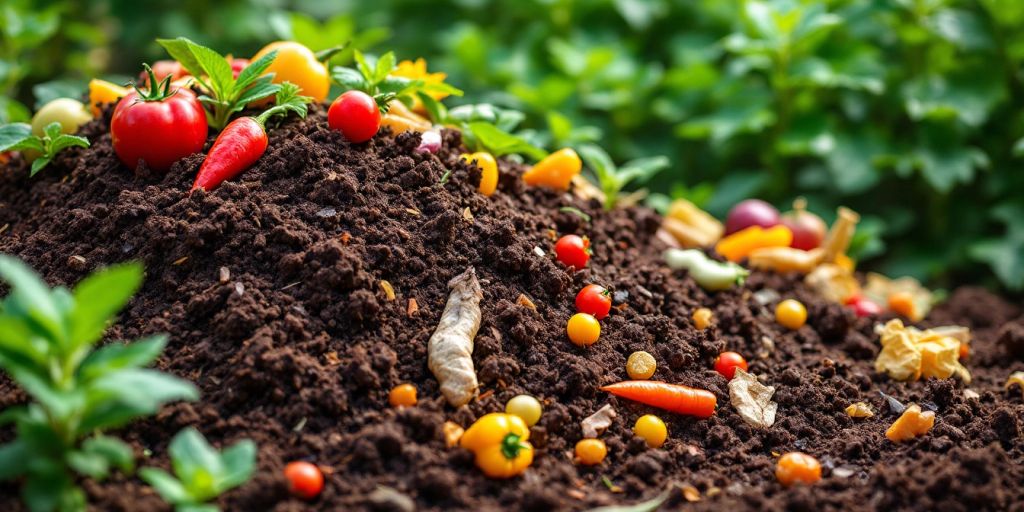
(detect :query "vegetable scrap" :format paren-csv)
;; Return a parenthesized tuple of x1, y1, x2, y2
(715, 225, 793, 263)
(522, 147, 582, 190)
(885, 404, 935, 442)
(443, 421, 465, 448)
(428, 268, 483, 407)
(660, 199, 723, 248)
(775, 299, 807, 330)
(820, 207, 859, 264)
(581, 404, 617, 438)
(575, 439, 608, 466)
(633, 414, 668, 448)
(664, 249, 749, 291)
(87, 79, 129, 116)
(461, 152, 498, 196)
(692, 307, 713, 330)
(725, 199, 781, 236)
(329, 90, 381, 143)
(863, 273, 935, 322)
(388, 384, 417, 407)
(460, 413, 534, 478)
(729, 368, 778, 429)
(775, 452, 822, 487)
(874, 320, 971, 383)
(505, 395, 543, 427)
(1006, 371, 1024, 398)
(601, 381, 716, 418)
(781, 198, 827, 251)
(845, 402, 874, 418)
(748, 246, 823, 274)
(626, 351, 657, 380)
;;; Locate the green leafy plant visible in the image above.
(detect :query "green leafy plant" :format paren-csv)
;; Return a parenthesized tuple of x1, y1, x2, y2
(156, 37, 281, 130)
(140, 428, 256, 512)
(331, 50, 463, 112)
(0, 255, 198, 512)
(270, 11, 390, 67)
(419, 98, 547, 160)
(0, 122, 88, 175)
(579, 144, 669, 210)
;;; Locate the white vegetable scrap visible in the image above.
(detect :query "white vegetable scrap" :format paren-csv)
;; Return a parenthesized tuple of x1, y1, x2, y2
(427, 268, 483, 407)
(581, 404, 617, 438)
(729, 368, 778, 428)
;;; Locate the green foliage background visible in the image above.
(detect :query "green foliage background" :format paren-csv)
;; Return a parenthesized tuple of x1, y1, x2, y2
(3, 0, 1023, 292)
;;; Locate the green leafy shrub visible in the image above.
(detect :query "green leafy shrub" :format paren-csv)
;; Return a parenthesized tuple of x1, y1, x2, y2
(140, 428, 256, 512)
(0, 255, 198, 512)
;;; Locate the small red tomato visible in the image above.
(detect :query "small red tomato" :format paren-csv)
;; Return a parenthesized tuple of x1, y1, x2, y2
(111, 69, 208, 172)
(140, 60, 188, 86)
(230, 58, 249, 79)
(714, 351, 748, 379)
(328, 90, 381, 143)
(555, 234, 590, 270)
(846, 295, 882, 318)
(284, 461, 324, 500)
(576, 284, 612, 320)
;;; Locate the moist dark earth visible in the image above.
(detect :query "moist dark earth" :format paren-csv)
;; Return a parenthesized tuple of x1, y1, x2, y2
(0, 106, 1021, 511)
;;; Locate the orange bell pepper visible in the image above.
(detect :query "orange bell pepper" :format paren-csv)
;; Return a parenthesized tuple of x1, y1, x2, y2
(521, 148, 581, 191)
(88, 79, 130, 116)
(715, 225, 793, 262)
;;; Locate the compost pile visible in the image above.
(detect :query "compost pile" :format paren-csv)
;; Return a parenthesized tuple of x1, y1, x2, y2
(0, 108, 1021, 511)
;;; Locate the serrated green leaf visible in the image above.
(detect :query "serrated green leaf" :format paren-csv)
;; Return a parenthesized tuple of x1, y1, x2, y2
(0, 123, 32, 152)
(374, 51, 396, 84)
(467, 122, 547, 160)
(188, 43, 233, 100)
(331, 66, 367, 91)
(157, 38, 207, 83)
(235, 50, 277, 93)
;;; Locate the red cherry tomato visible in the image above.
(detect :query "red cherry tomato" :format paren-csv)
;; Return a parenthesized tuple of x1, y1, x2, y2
(576, 284, 612, 320)
(714, 351, 748, 379)
(230, 58, 249, 79)
(555, 234, 590, 270)
(284, 461, 324, 500)
(111, 75, 208, 173)
(846, 295, 882, 318)
(328, 90, 381, 143)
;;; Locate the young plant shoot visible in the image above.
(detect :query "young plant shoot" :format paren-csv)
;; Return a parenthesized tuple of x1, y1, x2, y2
(140, 428, 256, 512)
(0, 255, 198, 512)
(578, 144, 669, 210)
(0, 121, 89, 176)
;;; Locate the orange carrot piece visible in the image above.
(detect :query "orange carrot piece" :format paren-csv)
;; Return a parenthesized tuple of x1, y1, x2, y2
(600, 380, 717, 418)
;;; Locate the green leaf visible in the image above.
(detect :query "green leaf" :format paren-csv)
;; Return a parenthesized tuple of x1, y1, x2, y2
(578, 144, 617, 180)
(29, 157, 52, 177)
(67, 449, 112, 479)
(140, 467, 192, 504)
(374, 52, 396, 84)
(81, 435, 135, 474)
(0, 254, 61, 336)
(331, 67, 367, 91)
(69, 262, 143, 348)
(156, 38, 207, 84)
(586, 491, 669, 512)
(169, 428, 224, 500)
(970, 236, 1024, 290)
(353, 51, 374, 84)
(234, 80, 280, 109)
(48, 133, 89, 154)
(81, 369, 198, 431)
(467, 122, 547, 160)
(416, 92, 448, 124)
(217, 440, 256, 490)
(79, 335, 167, 381)
(618, 156, 670, 185)
(188, 43, 234, 100)
(0, 440, 29, 479)
(32, 80, 86, 110)
(0, 123, 31, 151)
(825, 131, 882, 194)
(235, 50, 278, 93)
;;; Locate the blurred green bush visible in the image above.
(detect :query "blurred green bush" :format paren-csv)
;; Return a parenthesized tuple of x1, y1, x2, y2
(2, 0, 1022, 291)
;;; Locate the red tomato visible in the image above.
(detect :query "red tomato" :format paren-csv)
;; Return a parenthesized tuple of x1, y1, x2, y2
(111, 86, 208, 173)
(327, 90, 380, 143)
(846, 295, 882, 318)
(140, 60, 189, 86)
(230, 58, 249, 79)
(284, 461, 324, 500)
(714, 351, 748, 379)
(576, 284, 612, 320)
(555, 234, 590, 270)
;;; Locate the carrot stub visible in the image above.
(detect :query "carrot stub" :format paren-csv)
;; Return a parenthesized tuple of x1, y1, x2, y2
(600, 380, 716, 418)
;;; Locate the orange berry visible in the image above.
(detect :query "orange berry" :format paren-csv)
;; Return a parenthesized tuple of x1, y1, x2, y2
(388, 383, 417, 407)
(575, 439, 607, 466)
(567, 313, 600, 346)
(775, 452, 821, 487)
(775, 299, 807, 330)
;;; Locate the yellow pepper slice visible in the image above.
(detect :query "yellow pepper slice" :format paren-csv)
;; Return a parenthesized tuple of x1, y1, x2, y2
(522, 148, 581, 191)
(462, 152, 498, 196)
(88, 79, 129, 116)
(459, 413, 533, 478)
(715, 225, 793, 262)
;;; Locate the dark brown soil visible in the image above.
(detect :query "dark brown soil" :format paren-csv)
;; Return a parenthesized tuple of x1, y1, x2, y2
(0, 106, 1021, 511)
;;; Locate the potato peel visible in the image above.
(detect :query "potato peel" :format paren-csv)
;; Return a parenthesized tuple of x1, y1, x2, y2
(427, 268, 483, 407)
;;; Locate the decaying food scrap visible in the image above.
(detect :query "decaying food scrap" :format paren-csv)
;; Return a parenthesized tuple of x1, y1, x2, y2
(581, 404, 617, 438)
(729, 368, 778, 428)
(428, 268, 483, 407)
(874, 320, 971, 383)
(845, 402, 874, 419)
(885, 404, 935, 442)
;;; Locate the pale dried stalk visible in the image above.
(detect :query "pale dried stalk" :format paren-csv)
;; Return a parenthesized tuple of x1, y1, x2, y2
(428, 268, 483, 407)
(821, 207, 859, 263)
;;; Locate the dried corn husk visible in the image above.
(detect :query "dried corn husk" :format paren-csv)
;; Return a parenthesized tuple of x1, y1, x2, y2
(427, 268, 482, 407)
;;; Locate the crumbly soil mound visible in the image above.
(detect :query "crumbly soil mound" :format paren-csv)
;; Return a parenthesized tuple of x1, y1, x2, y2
(0, 107, 1021, 511)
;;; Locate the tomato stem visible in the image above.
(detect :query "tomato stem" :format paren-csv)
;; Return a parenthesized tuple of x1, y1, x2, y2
(132, 64, 178, 102)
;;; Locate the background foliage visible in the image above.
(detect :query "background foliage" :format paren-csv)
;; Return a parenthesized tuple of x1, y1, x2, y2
(3, 0, 1023, 292)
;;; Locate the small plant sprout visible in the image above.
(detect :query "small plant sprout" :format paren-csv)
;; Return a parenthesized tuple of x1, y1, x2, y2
(578, 144, 669, 211)
(0, 255, 198, 512)
(0, 122, 89, 176)
(331, 50, 463, 113)
(140, 428, 256, 512)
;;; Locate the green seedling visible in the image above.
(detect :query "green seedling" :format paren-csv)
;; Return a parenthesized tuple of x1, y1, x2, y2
(578, 144, 669, 210)
(0, 122, 89, 176)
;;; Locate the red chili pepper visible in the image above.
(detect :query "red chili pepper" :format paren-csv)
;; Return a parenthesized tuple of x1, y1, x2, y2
(192, 83, 309, 192)
(600, 380, 717, 418)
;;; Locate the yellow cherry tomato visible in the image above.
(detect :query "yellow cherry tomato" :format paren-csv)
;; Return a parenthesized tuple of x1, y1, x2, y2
(567, 313, 601, 347)
(31, 98, 92, 137)
(626, 351, 657, 380)
(252, 41, 329, 102)
(775, 299, 807, 330)
(88, 79, 130, 116)
(462, 152, 498, 196)
(522, 148, 581, 191)
(505, 395, 542, 427)
(388, 383, 417, 407)
(575, 439, 607, 466)
(634, 414, 667, 448)
(460, 413, 533, 479)
(775, 452, 821, 486)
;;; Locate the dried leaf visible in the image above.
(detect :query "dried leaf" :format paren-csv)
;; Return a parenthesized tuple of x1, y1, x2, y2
(581, 404, 617, 438)
(442, 421, 464, 448)
(379, 280, 396, 301)
(516, 293, 537, 311)
(729, 368, 777, 428)
(462, 206, 474, 222)
(405, 207, 421, 216)
(407, 298, 419, 316)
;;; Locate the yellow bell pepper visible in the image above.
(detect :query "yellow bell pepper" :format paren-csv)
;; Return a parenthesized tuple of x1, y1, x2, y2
(88, 79, 130, 116)
(715, 225, 793, 262)
(461, 152, 498, 196)
(521, 148, 581, 191)
(460, 413, 533, 478)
